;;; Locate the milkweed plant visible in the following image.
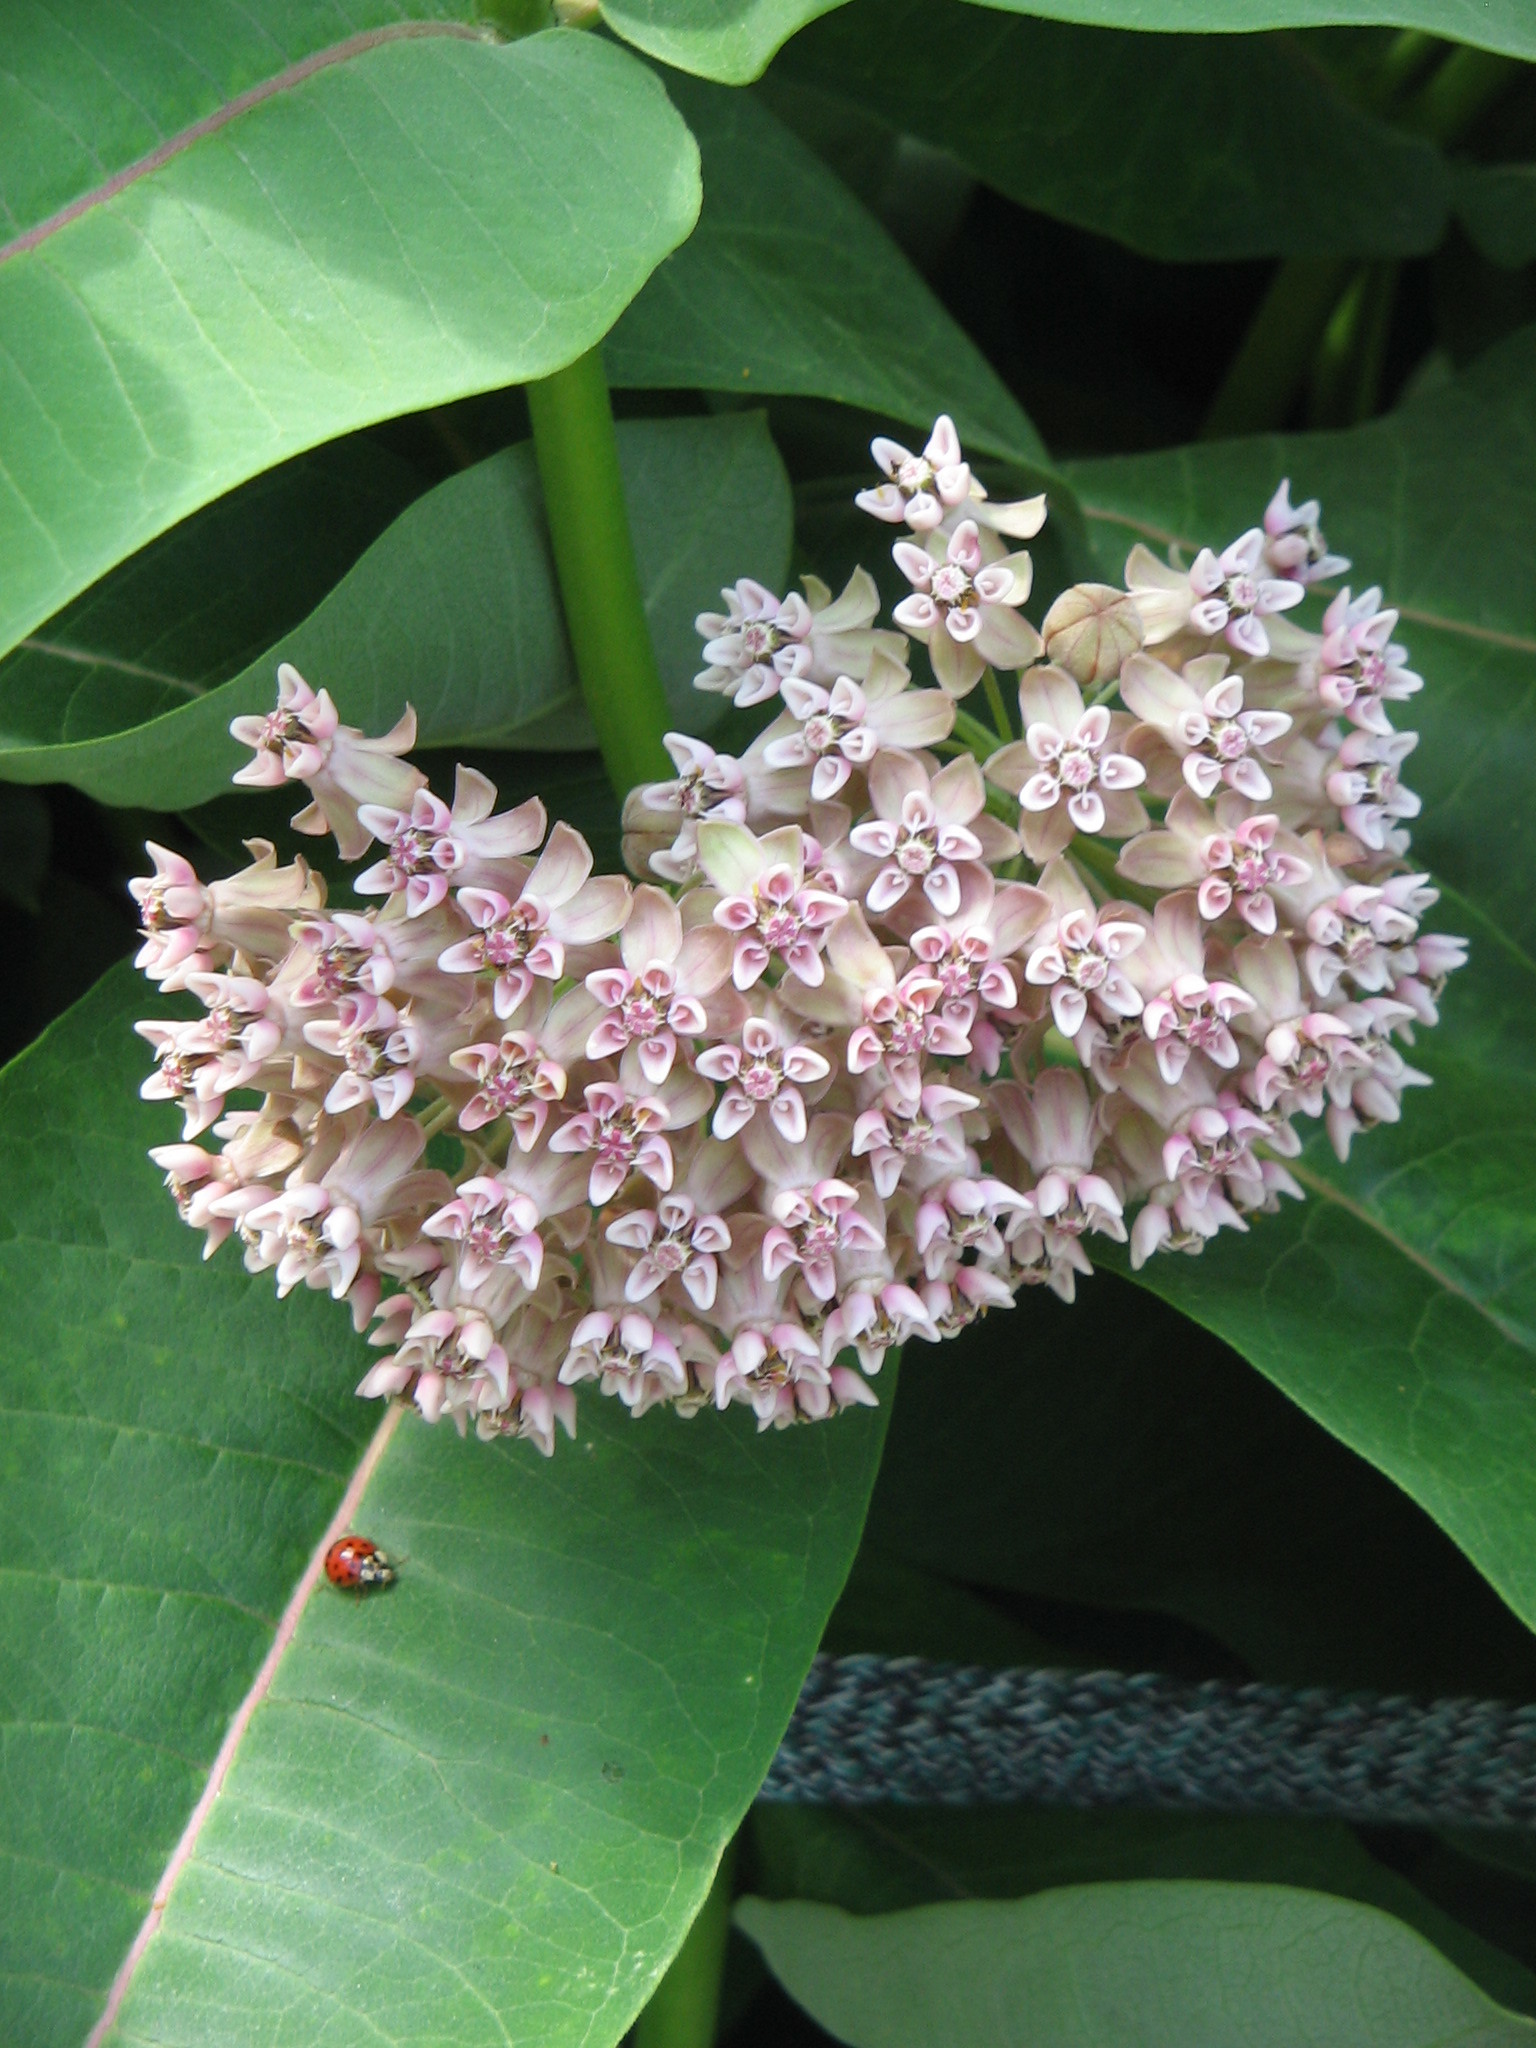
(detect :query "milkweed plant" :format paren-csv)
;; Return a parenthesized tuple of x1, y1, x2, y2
(133, 417, 1463, 1454)
(10, 10, 1535, 2045)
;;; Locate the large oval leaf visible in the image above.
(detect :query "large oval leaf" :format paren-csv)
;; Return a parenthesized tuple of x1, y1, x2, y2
(0, 412, 791, 810)
(768, 0, 1450, 262)
(607, 75, 1046, 467)
(594, 0, 1536, 71)
(0, 25, 700, 666)
(1059, 328, 1536, 1630)
(0, 965, 888, 2048)
(737, 1888, 1536, 2047)
(956, 0, 1536, 60)
(597, 0, 844, 82)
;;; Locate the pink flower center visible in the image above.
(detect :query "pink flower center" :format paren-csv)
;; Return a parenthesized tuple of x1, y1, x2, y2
(741, 1056, 783, 1100)
(931, 563, 973, 608)
(894, 828, 937, 874)
(739, 621, 781, 661)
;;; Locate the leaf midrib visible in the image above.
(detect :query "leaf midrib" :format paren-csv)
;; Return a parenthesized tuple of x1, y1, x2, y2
(1287, 1159, 1530, 1353)
(0, 20, 489, 269)
(82, 1402, 403, 2048)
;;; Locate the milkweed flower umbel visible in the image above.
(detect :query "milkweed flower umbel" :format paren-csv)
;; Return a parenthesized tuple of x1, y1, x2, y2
(132, 416, 1462, 1451)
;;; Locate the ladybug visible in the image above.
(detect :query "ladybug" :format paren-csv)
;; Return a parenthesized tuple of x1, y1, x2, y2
(325, 1534, 397, 1594)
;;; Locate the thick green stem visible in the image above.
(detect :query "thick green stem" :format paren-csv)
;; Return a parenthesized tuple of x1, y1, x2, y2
(1403, 45, 1519, 143)
(634, 1841, 737, 2048)
(952, 706, 1005, 761)
(1200, 258, 1350, 441)
(527, 347, 672, 799)
(981, 665, 1014, 741)
(1308, 262, 1399, 428)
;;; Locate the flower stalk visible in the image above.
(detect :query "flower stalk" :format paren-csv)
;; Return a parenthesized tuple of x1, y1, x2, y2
(527, 346, 673, 796)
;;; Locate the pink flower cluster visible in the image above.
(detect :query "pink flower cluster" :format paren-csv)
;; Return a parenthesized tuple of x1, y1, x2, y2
(132, 418, 1463, 1453)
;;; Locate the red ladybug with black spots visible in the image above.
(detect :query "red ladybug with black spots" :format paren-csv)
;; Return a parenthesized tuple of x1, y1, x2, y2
(325, 1534, 397, 1594)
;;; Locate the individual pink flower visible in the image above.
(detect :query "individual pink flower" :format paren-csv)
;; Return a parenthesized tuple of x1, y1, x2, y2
(695, 568, 898, 706)
(604, 1137, 748, 1314)
(821, 1272, 934, 1376)
(548, 1056, 711, 1206)
(147, 1141, 281, 1261)
(179, 968, 299, 1094)
(794, 909, 973, 1087)
(1120, 892, 1255, 1085)
(355, 771, 546, 916)
(894, 869, 1050, 1071)
(584, 884, 735, 1083)
(892, 520, 1041, 696)
(1262, 480, 1349, 586)
(852, 1081, 979, 1200)
(992, 1069, 1125, 1242)
(288, 907, 458, 1009)
(359, 1298, 511, 1425)
(744, 1115, 884, 1303)
(130, 839, 323, 989)
(1229, 935, 1374, 1120)
(438, 822, 632, 1017)
(424, 1175, 549, 1294)
(694, 1005, 831, 1142)
(449, 1030, 568, 1144)
(1121, 652, 1293, 803)
(1124, 534, 1304, 658)
(1313, 586, 1421, 733)
(1118, 789, 1312, 937)
(1385, 929, 1468, 1028)
(301, 991, 452, 1121)
(702, 1266, 869, 1428)
(984, 664, 1147, 862)
(696, 821, 849, 989)
(857, 415, 1047, 543)
(912, 1172, 1031, 1279)
(1325, 727, 1422, 852)
(240, 1114, 448, 1326)
(849, 752, 1011, 917)
(230, 663, 424, 859)
(1024, 866, 1146, 1040)
(1322, 1004, 1431, 1161)
(136, 1018, 242, 1138)
(622, 733, 748, 884)
(915, 1264, 1016, 1337)
(1287, 868, 1434, 999)
(558, 1246, 694, 1415)
(763, 650, 954, 801)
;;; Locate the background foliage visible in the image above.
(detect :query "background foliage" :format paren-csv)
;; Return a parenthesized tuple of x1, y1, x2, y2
(3, 3, 1535, 2044)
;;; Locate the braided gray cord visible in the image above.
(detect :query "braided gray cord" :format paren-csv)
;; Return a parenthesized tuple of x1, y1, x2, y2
(761, 1656, 1536, 1829)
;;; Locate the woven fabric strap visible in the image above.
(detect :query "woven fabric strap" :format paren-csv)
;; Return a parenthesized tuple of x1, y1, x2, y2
(760, 1656, 1536, 1829)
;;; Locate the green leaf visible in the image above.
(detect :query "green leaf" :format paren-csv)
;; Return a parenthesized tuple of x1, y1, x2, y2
(0, 963, 888, 2047)
(954, 0, 1536, 62)
(0, 439, 424, 746)
(0, 411, 791, 810)
(0, 23, 700, 666)
(607, 76, 1046, 467)
(769, 0, 1450, 262)
(597, 0, 844, 83)
(737, 1888, 1536, 2047)
(750, 1798, 1536, 2017)
(1060, 329, 1536, 1630)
